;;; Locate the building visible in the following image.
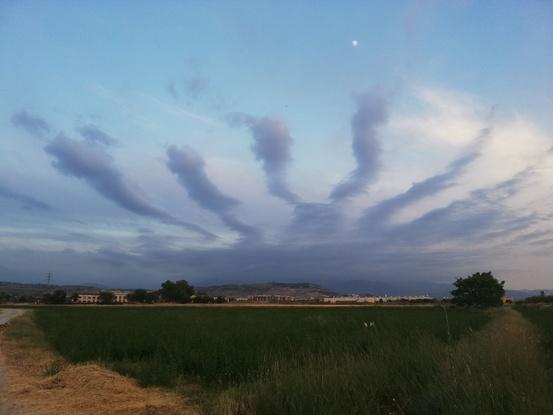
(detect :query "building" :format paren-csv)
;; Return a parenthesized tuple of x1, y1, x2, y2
(501, 296, 513, 304)
(75, 290, 129, 304)
(113, 291, 129, 303)
(76, 292, 100, 303)
(323, 295, 434, 304)
(250, 295, 294, 303)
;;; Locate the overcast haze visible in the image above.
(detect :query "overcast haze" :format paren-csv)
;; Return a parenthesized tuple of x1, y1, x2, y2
(1, 1, 553, 290)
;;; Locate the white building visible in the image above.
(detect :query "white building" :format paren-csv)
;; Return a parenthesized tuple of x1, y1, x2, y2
(75, 291, 129, 304)
(113, 291, 129, 303)
(76, 292, 100, 303)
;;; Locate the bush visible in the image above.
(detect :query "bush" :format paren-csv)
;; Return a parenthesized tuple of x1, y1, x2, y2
(127, 289, 158, 304)
(98, 291, 115, 304)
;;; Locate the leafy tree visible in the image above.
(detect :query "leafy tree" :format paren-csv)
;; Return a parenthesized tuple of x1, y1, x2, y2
(160, 280, 194, 303)
(42, 289, 67, 304)
(451, 272, 505, 307)
(98, 291, 115, 304)
(128, 289, 158, 304)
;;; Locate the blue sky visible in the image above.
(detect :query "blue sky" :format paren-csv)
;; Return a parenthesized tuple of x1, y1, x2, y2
(1, 0, 552, 289)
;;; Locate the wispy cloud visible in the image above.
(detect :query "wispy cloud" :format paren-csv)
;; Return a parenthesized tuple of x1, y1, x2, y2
(90, 83, 219, 126)
(11, 110, 51, 139)
(45, 134, 216, 239)
(330, 91, 389, 201)
(229, 114, 301, 205)
(0, 184, 52, 211)
(359, 125, 491, 229)
(77, 124, 116, 146)
(166, 145, 261, 242)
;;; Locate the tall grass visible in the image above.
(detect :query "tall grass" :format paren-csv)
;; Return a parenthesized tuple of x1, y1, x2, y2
(33, 307, 487, 388)
(518, 306, 553, 371)
(31, 306, 552, 414)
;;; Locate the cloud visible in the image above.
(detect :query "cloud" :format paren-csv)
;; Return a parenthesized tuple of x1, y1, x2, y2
(286, 203, 343, 241)
(5, 85, 553, 290)
(166, 145, 261, 241)
(77, 124, 116, 146)
(359, 126, 491, 229)
(229, 114, 301, 204)
(330, 91, 389, 201)
(166, 81, 179, 101)
(392, 87, 485, 147)
(0, 184, 52, 210)
(166, 75, 209, 102)
(11, 110, 51, 139)
(44, 134, 215, 239)
(184, 75, 209, 99)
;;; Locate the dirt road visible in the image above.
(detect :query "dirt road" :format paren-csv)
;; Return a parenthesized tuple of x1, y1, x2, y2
(0, 309, 24, 326)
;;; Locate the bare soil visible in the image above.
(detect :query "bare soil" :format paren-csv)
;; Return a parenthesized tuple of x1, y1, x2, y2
(0, 312, 198, 415)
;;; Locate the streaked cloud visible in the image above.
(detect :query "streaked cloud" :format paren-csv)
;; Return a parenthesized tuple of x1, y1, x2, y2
(330, 91, 389, 201)
(44, 134, 215, 239)
(0, 184, 52, 211)
(166, 145, 261, 242)
(77, 124, 116, 146)
(229, 114, 301, 205)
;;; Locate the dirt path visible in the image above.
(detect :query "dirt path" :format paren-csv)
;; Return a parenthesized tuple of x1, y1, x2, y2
(423, 307, 553, 413)
(0, 311, 198, 415)
(0, 309, 25, 415)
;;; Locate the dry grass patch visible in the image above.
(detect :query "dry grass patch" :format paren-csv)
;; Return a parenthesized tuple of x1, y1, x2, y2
(0, 312, 198, 415)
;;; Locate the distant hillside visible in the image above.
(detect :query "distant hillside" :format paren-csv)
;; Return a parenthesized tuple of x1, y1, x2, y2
(0, 281, 98, 298)
(320, 279, 452, 297)
(198, 282, 336, 299)
(320, 279, 552, 300)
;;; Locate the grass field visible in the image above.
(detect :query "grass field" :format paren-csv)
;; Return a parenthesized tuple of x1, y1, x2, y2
(29, 306, 553, 414)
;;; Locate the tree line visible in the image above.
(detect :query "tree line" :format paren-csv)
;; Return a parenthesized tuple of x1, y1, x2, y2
(1, 272, 517, 307)
(36, 279, 225, 305)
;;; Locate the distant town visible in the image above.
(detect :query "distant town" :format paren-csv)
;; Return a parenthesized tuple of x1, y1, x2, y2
(72, 291, 436, 305)
(2, 279, 536, 306)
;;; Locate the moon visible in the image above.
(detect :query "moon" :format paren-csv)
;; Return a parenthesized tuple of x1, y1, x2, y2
(352, 40, 359, 47)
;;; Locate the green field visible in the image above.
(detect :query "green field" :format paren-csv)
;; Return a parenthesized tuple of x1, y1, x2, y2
(30, 306, 553, 414)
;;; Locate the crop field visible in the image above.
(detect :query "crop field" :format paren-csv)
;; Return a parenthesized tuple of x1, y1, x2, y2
(31, 306, 553, 414)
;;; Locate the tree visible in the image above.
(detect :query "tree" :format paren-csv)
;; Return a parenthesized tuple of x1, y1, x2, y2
(160, 280, 194, 303)
(42, 289, 67, 304)
(451, 272, 505, 307)
(128, 289, 158, 304)
(98, 291, 115, 304)
(70, 292, 79, 303)
(0, 291, 12, 304)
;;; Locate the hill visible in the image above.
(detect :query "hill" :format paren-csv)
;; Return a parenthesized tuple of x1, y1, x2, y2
(198, 282, 335, 299)
(0, 281, 98, 299)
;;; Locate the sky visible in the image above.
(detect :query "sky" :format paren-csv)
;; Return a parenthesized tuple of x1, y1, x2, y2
(1, 0, 553, 290)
